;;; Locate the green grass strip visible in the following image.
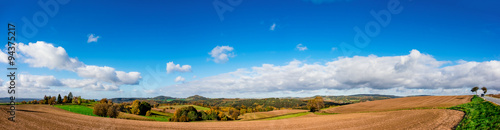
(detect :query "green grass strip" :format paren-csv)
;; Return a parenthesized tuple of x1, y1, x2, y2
(54, 105, 97, 117)
(264, 112, 309, 120)
(448, 95, 500, 129)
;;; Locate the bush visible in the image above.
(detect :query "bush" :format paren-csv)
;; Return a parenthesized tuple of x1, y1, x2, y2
(130, 100, 152, 115)
(93, 103, 110, 117)
(145, 110, 151, 116)
(187, 111, 199, 121)
(107, 105, 119, 118)
(170, 106, 200, 122)
(307, 96, 325, 112)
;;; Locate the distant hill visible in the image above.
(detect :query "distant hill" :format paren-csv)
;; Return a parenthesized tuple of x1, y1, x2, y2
(348, 94, 401, 98)
(320, 94, 400, 103)
(0, 97, 41, 103)
(110, 95, 179, 103)
(186, 95, 209, 101)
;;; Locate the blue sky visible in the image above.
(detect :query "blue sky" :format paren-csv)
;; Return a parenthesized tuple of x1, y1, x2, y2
(1, 0, 500, 99)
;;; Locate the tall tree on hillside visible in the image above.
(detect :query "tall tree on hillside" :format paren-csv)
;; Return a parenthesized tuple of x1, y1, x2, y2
(57, 94, 62, 104)
(481, 87, 487, 94)
(307, 96, 325, 112)
(68, 92, 73, 103)
(471, 86, 479, 95)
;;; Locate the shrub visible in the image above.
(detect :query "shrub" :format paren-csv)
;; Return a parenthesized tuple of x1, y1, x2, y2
(131, 100, 141, 115)
(93, 103, 110, 117)
(138, 102, 151, 115)
(107, 105, 119, 118)
(145, 110, 151, 116)
(307, 96, 325, 112)
(130, 100, 152, 115)
(170, 106, 200, 122)
(187, 111, 199, 121)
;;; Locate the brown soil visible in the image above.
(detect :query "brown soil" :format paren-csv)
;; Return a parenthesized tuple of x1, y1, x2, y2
(488, 94, 500, 98)
(322, 95, 471, 113)
(0, 105, 463, 130)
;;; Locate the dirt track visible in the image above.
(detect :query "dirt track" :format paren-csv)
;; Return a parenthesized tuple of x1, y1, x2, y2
(1, 104, 463, 130)
(323, 95, 471, 113)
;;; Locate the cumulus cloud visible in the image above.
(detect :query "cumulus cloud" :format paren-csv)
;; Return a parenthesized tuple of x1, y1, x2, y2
(166, 62, 192, 73)
(11, 74, 119, 91)
(87, 34, 100, 43)
(162, 49, 500, 96)
(60, 79, 119, 91)
(209, 46, 235, 63)
(18, 41, 84, 70)
(270, 23, 276, 31)
(18, 74, 63, 89)
(15, 41, 141, 90)
(0, 51, 9, 63)
(296, 44, 308, 51)
(175, 76, 185, 82)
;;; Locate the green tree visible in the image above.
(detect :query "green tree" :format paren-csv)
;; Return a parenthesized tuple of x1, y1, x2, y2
(57, 94, 62, 104)
(481, 87, 488, 94)
(471, 86, 479, 95)
(138, 102, 151, 115)
(68, 92, 73, 103)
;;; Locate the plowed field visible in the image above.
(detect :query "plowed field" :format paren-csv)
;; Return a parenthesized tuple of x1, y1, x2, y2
(322, 95, 471, 113)
(0, 96, 469, 130)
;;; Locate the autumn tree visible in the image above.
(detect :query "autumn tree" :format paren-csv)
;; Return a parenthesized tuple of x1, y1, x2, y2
(229, 108, 240, 120)
(131, 100, 141, 115)
(63, 96, 68, 103)
(307, 96, 325, 112)
(48, 96, 56, 105)
(130, 100, 151, 115)
(471, 86, 479, 95)
(93, 103, 109, 117)
(100, 98, 108, 104)
(107, 105, 119, 118)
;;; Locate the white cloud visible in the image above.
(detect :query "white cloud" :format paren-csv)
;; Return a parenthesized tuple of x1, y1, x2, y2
(331, 47, 337, 51)
(193, 75, 197, 79)
(270, 23, 276, 31)
(18, 74, 63, 89)
(166, 61, 192, 73)
(60, 79, 119, 91)
(209, 46, 235, 63)
(87, 34, 100, 43)
(161, 49, 500, 96)
(296, 44, 308, 51)
(16, 41, 141, 90)
(0, 51, 9, 63)
(175, 76, 185, 82)
(18, 41, 84, 70)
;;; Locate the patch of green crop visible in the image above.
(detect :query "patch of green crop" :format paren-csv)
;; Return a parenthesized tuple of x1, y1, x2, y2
(449, 95, 500, 129)
(264, 112, 309, 120)
(145, 110, 171, 122)
(54, 105, 97, 117)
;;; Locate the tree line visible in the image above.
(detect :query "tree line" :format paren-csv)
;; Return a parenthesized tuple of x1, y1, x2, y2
(21, 92, 94, 105)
